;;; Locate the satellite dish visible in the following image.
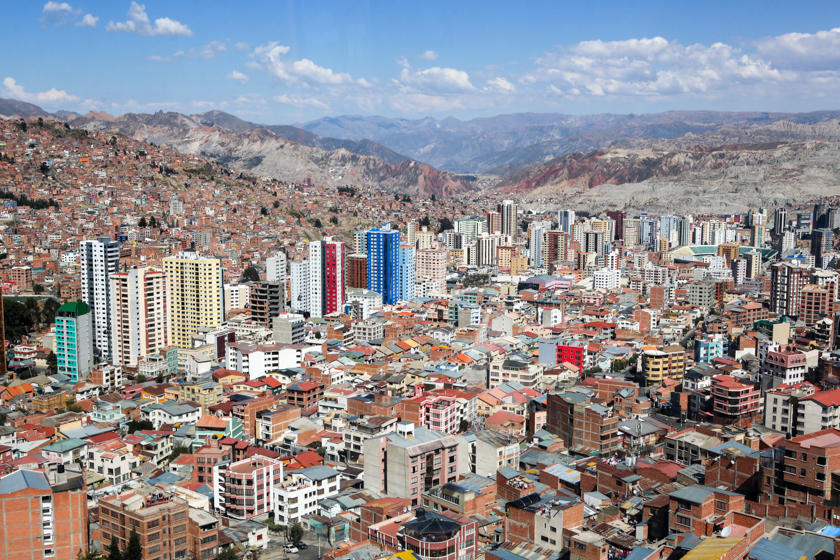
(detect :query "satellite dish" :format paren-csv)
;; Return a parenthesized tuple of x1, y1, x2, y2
(720, 526, 732, 537)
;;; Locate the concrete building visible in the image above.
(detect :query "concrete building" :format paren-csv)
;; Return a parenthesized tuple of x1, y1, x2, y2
(213, 455, 284, 520)
(110, 266, 169, 369)
(223, 282, 251, 313)
(80, 237, 120, 361)
(367, 225, 400, 305)
(265, 251, 287, 284)
(363, 423, 466, 507)
(163, 251, 224, 349)
(55, 301, 94, 382)
(249, 281, 285, 328)
(273, 465, 340, 525)
(397, 244, 416, 302)
(271, 313, 305, 344)
(307, 237, 346, 318)
(289, 259, 309, 314)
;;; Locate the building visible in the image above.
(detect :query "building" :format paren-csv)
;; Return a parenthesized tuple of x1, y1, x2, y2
(812, 228, 834, 266)
(762, 345, 807, 388)
(640, 346, 686, 383)
(307, 237, 346, 318)
(593, 267, 620, 291)
(764, 382, 816, 436)
(223, 283, 251, 313)
(499, 200, 518, 238)
(367, 508, 478, 560)
(163, 251, 224, 349)
(213, 455, 284, 519)
(711, 375, 761, 426)
(226, 342, 306, 379)
(55, 301, 94, 382)
(795, 389, 840, 436)
(81, 237, 120, 361)
(397, 244, 416, 302)
(687, 281, 715, 309)
(272, 313, 305, 344)
(110, 266, 169, 369)
(289, 259, 309, 314)
(347, 253, 367, 289)
(363, 423, 465, 507)
(416, 249, 447, 293)
(265, 251, 287, 284)
(367, 225, 400, 305)
(546, 390, 621, 455)
(694, 333, 725, 363)
(538, 338, 587, 371)
(249, 281, 285, 328)
(799, 284, 834, 326)
(0, 464, 88, 560)
(273, 465, 340, 525)
(99, 488, 217, 560)
(770, 261, 812, 317)
(778, 428, 840, 504)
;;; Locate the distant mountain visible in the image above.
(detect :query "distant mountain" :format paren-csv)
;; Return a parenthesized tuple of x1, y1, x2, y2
(68, 110, 474, 197)
(493, 140, 840, 214)
(0, 98, 51, 119)
(194, 110, 410, 164)
(302, 110, 840, 174)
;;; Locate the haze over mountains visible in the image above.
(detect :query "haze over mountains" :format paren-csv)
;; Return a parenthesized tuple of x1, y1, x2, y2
(3, 97, 840, 210)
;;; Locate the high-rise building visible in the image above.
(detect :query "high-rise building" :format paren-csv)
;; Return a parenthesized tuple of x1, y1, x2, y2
(223, 283, 251, 313)
(80, 237, 119, 361)
(528, 220, 552, 268)
(558, 210, 575, 234)
(744, 251, 762, 279)
(751, 224, 767, 248)
(265, 251, 287, 284)
(367, 225, 400, 305)
(163, 251, 224, 348)
(583, 230, 606, 255)
(477, 234, 499, 266)
(110, 266, 169, 369)
(542, 231, 568, 267)
(812, 228, 834, 267)
(773, 207, 788, 235)
(485, 211, 502, 235)
(455, 217, 486, 240)
(677, 216, 692, 247)
(770, 261, 812, 317)
(499, 200, 519, 237)
(397, 244, 416, 302)
(800, 284, 834, 326)
(0, 464, 88, 560)
(606, 210, 626, 240)
(347, 254, 368, 289)
(416, 249, 447, 293)
(308, 237, 346, 317)
(289, 259, 309, 314)
(56, 301, 94, 382)
(250, 281, 285, 327)
(353, 230, 367, 254)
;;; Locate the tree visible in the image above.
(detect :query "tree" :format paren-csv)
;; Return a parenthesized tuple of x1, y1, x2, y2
(241, 265, 260, 283)
(459, 419, 471, 432)
(329, 216, 338, 225)
(77, 549, 104, 560)
(168, 445, 190, 462)
(106, 536, 121, 560)
(46, 351, 57, 374)
(149, 216, 157, 228)
(260, 207, 268, 216)
(313, 218, 323, 229)
(430, 193, 436, 202)
(419, 215, 431, 227)
(215, 548, 239, 560)
(437, 217, 454, 233)
(126, 419, 154, 433)
(289, 523, 304, 543)
(124, 531, 142, 560)
(138, 217, 147, 228)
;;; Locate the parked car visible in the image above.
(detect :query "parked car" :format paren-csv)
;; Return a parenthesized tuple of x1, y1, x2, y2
(284, 545, 299, 554)
(294, 542, 308, 550)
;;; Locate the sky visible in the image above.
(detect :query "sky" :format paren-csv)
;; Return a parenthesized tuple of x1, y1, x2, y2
(4, 1, 840, 124)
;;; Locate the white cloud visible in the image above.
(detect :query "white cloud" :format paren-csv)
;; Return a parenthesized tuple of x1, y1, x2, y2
(530, 35, 783, 100)
(419, 50, 439, 61)
(3, 77, 79, 105)
(390, 92, 460, 113)
(76, 13, 98, 27)
(199, 40, 227, 59)
(227, 70, 249, 84)
(274, 94, 329, 110)
(43, 1, 72, 14)
(148, 55, 170, 62)
(250, 42, 355, 85)
(484, 77, 516, 93)
(398, 62, 474, 93)
(756, 27, 840, 70)
(234, 41, 250, 51)
(106, 2, 192, 37)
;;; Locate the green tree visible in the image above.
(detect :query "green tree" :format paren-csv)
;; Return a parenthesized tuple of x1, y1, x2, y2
(419, 215, 431, 227)
(46, 351, 57, 374)
(289, 523, 304, 543)
(124, 531, 142, 560)
(77, 549, 105, 560)
(437, 217, 454, 233)
(241, 265, 260, 283)
(138, 217, 147, 228)
(135, 374, 148, 383)
(329, 216, 338, 225)
(168, 445, 190, 462)
(126, 419, 154, 433)
(106, 536, 121, 560)
(312, 218, 323, 229)
(216, 548, 239, 560)
(149, 216, 157, 228)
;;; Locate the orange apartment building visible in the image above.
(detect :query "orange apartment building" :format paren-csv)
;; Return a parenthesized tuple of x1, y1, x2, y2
(0, 464, 88, 560)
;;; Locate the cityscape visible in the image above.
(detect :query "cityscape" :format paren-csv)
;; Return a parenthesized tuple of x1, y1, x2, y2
(3, 3, 840, 560)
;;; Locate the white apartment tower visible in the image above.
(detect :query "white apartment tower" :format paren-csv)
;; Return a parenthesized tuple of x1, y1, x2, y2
(81, 237, 120, 362)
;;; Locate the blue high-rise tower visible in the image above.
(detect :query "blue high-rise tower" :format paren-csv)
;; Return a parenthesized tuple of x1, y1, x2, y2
(367, 225, 400, 304)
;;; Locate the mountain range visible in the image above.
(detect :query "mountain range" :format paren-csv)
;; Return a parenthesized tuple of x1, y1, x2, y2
(3, 98, 840, 210)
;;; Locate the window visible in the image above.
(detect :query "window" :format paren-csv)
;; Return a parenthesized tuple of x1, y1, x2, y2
(676, 515, 691, 527)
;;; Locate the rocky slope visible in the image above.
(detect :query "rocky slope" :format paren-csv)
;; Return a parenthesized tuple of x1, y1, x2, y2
(69, 110, 475, 197)
(497, 141, 840, 214)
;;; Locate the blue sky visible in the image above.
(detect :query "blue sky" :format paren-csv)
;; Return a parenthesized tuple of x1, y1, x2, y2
(4, 1, 840, 123)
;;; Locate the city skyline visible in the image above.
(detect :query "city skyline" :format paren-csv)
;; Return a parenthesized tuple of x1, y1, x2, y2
(2, 1, 840, 122)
